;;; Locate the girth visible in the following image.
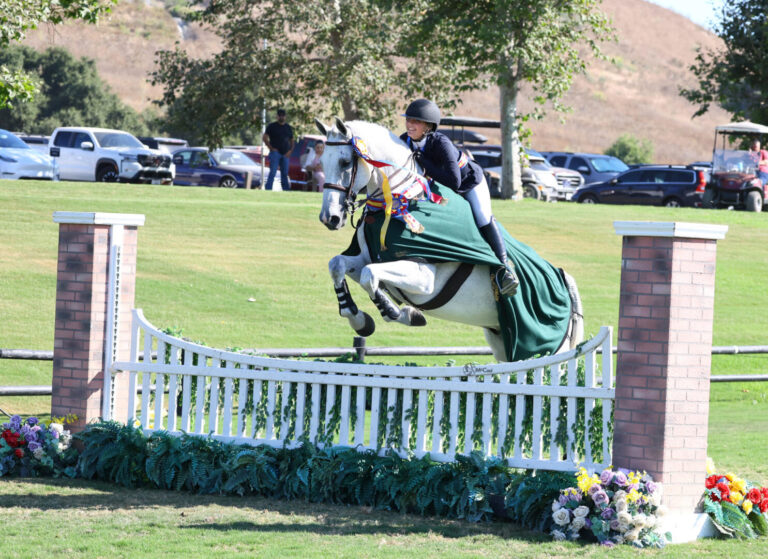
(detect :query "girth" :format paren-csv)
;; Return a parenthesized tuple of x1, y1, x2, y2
(389, 262, 474, 311)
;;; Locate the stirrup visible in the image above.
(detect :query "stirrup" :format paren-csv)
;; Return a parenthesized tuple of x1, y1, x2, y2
(495, 265, 519, 297)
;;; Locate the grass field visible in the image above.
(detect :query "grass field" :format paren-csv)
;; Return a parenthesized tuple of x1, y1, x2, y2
(1, 180, 767, 555)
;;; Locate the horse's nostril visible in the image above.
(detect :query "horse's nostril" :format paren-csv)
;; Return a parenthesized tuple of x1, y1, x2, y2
(329, 216, 340, 229)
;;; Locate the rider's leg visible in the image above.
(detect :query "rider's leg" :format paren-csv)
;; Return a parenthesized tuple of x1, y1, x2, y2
(464, 179, 519, 296)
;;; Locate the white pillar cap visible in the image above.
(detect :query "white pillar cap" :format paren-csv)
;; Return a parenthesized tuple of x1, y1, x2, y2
(53, 211, 145, 226)
(614, 221, 727, 240)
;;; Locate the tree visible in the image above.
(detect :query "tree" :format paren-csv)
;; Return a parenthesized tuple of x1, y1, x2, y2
(151, 1, 458, 146)
(407, 0, 613, 198)
(604, 134, 654, 165)
(680, 0, 768, 124)
(0, 46, 152, 135)
(0, 0, 115, 109)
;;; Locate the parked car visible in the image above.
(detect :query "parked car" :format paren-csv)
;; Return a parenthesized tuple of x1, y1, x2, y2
(137, 136, 189, 154)
(541, 152, 629, 185)
(0, 129, 58, 180)
(49, 127, 173, 183)
(573, 165, 706, 207)
(13, 132, 51, 154)
(466, 145, 566, 200)
(171, 147, 276, 188)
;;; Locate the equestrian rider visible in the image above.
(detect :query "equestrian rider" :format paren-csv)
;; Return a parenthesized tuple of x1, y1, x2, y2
(400, 98, 519, 296)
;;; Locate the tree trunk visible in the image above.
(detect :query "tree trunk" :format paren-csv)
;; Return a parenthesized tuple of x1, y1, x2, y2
(499, 81, 522, 200)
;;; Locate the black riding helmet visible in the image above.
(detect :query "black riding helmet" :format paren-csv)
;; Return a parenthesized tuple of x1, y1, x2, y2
(402, 99, 441, 130)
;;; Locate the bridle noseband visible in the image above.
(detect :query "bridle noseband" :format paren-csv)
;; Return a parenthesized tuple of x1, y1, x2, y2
(323, 139, 365, 226)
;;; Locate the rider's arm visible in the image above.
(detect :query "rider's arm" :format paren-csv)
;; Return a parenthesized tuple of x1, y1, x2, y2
(420, 135, 461, 190)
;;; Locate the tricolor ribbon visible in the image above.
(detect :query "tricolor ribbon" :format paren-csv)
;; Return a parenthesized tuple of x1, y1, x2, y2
(349, 136, 442, 249)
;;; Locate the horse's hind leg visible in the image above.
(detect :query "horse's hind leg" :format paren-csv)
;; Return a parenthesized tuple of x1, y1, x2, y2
(483, 328, 507, 362)
(360, 261, 430, 327)
(561, 270, 584, 350)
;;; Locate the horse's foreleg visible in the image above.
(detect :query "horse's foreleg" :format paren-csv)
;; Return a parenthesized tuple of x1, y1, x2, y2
(329, 255, 375, 337)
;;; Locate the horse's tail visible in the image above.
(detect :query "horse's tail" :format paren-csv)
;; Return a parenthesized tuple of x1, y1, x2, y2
(562, 270, 585, 350)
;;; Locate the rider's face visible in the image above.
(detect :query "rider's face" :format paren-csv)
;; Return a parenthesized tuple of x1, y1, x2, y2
(406, 118, 430, 141)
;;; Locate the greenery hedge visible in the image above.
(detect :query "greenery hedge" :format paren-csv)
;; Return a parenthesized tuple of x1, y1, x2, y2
(71, 421, 575, 529)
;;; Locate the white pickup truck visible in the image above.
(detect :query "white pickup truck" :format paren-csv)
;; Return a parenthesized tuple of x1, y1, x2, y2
(49, 127, 173, 183)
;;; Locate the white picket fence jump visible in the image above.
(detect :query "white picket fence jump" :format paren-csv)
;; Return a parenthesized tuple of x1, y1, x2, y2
(107, 309, 615, 472)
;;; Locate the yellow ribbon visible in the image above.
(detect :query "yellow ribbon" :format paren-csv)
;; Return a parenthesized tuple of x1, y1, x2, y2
(380, 169, 393, 250)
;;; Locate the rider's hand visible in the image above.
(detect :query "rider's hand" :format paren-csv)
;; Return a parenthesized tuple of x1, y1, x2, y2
(413, 150, 424, 166)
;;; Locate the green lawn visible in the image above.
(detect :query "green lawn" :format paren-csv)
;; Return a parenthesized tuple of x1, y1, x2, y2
(1, 180, 767, 554)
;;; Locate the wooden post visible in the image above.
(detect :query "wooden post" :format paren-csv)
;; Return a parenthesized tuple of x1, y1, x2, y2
(50, 212, 145, 432)
(613, 221, 727, 542)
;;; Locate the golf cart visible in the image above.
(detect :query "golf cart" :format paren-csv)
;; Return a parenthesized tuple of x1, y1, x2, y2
(706, 121, 768, 212)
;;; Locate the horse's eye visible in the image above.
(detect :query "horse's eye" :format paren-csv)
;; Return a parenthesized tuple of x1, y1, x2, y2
(339, 159, 351, 168)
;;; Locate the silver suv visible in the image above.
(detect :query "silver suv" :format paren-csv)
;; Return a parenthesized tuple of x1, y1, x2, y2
(541, 152, 628, 186)
(49, 127, 173, 184)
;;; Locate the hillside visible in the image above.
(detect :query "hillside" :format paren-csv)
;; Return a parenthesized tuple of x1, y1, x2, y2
(24, 0, 730, 163)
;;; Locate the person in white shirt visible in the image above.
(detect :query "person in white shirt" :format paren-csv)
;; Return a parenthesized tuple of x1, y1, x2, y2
(302, 141, 325, 192)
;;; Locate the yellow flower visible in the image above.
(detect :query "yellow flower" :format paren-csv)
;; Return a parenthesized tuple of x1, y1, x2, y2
(725, 472, 735, 482)
(627, 471, 644, 486)
(743, 500, 754, 515)
(706, 457, 716, 475)
(729, 491, 743, 505)
(626, 489, 641, 504)
(576, 467, 600, 494)
(733, 478, 747, 494)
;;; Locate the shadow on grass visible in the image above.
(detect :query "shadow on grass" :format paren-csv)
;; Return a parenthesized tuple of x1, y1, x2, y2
(1, 477, 547, 543)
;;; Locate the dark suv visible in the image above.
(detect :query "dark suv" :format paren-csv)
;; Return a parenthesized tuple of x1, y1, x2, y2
(573, 166, 707, 207)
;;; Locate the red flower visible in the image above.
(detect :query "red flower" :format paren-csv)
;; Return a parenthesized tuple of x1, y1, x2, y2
(761, 499, 768, 514)
(747, 488, 762, 504)
(705, 475, 720, 489)
(715, 482, 730, 501)
(14, 448, 23, 458)
(761, 487, 768, 499)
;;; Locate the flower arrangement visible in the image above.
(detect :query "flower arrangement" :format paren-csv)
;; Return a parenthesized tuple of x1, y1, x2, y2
(0, 415, 76, 477)
(551, 467, 668, 548)
(702, 460, 768, 539)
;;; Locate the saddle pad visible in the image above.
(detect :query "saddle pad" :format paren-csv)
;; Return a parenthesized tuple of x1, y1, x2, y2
(346, 183, 572, 362)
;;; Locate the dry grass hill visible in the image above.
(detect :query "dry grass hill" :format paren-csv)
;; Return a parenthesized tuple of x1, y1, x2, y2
(25, 0, 730, 163)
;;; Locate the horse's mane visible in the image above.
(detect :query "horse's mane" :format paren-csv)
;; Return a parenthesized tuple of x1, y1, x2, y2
(341, 120, 411, 163)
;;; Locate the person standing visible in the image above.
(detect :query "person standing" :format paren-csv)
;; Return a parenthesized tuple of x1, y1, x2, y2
(263, 108, 294, 191)
(749, 139, 768, 185)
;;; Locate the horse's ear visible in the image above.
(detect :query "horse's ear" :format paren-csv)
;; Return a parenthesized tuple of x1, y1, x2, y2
(335, 117, 350, 138)
(314, 118, 329, 137)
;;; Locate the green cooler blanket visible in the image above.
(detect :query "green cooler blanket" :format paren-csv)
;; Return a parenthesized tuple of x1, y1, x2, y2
(346, 184, 571, 361)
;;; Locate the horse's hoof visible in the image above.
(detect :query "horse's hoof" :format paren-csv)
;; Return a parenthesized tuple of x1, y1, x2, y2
(405, 307, 427, 327)
(354, 312, 376, 337)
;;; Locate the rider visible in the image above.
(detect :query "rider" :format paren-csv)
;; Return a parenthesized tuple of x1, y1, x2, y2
(400, 98, 519, 296)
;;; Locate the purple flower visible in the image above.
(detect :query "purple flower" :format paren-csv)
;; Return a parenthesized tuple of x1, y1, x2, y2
(600, 469, 614, 484)
(645, 481, 657, 494)
(10, 415, 21, 429)
(27, 441, 42, 452)
(593, 490, 610, 506)
(613, 471, 628, 486)
(609, 519, 621, 531)
(588, 484, 602, 496)
(558, 494, 569, 506)
(26, 417, 39, 426)
(601, 540, 616, 548)
(601, 507, 615, 520)
(585, 518, 593, 528)
(51, 430, 59, 439)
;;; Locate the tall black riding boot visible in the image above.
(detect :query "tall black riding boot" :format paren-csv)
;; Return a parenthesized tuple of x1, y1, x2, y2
(479, 218, 519, 296)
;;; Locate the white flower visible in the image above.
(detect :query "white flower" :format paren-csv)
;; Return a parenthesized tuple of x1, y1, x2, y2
(573, 506, 590, 518)
(552, 500, 562, 512)
(552, 529, 566, 541)
(656, 505, 668, 517)
(615, 498, 628, 513)
(650, 491, 662, 506)
(617, 511, 632, 526)
(569, 531, 581, 541)
(32, 447, 46, 460)
(613, 535, 624, 545)
(624, 528, 641, 542)
(644, 515, 656, 529)
(49, 423, 64, 435)
(553, 508, 571, 526)
(632, 513, 647, 528)
(612, 489, 627, 501)
(570, 517, 586, 532)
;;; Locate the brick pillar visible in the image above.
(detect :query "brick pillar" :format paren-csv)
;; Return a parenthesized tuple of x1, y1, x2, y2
(51, 212, 145, 433)
(612, 221, 727, 539)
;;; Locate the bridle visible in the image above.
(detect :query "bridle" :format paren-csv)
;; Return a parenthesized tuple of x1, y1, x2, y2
(323, 139, 366, 227)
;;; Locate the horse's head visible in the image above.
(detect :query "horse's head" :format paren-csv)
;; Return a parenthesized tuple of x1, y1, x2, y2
(315, 117, 375, 230)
